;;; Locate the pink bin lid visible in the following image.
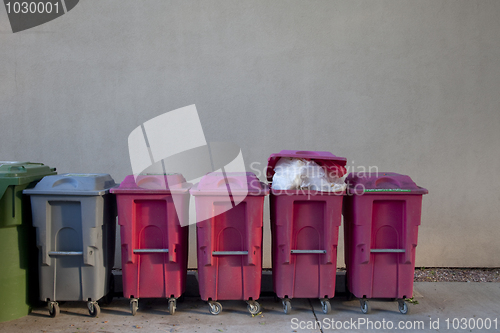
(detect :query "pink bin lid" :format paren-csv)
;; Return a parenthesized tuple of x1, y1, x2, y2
(110, 174, 191, 194)
(190, 172, 269, 196)
(346, 172, 428, 195)
(266, 150, 347, 182)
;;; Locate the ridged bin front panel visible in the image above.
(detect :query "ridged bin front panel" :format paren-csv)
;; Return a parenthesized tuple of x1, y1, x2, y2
(344, 194, 423, 299)
(271, 192, 342, 299)
(196, 196, 264, 301)
(118, 194, 189, 300)
(31, 194, 116, 302)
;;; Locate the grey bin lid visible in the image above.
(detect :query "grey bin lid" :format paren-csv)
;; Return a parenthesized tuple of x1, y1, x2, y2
(23, 173, 116, 196)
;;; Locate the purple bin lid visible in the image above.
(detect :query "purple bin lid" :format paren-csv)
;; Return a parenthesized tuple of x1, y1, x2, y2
(190, 172, 269, 196)
(346, 172, 428, 195)
(266, 150, 347, 182)
(110, 174, 191, 194)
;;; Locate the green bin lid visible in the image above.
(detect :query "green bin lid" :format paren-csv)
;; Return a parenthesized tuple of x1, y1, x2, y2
(0, 161, 56, 198)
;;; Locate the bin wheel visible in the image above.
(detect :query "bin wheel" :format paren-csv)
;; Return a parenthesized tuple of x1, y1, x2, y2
(321, 298, 331, 314)
(398, 300, 409, 315)
(168, 298, 176, 315)
(130, 299, 139, 316)
(48, 301, 60, 318)
(208, 301, 222, 315)
(88, 301, 100, 317)
(247, 301, 261, 315)
(282, 298, 292, 314)
(360, 299, 370, 314)
(104, 274, 115, 305)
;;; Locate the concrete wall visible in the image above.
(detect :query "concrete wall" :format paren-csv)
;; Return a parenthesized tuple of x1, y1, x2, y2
(1, 0, 499, 268)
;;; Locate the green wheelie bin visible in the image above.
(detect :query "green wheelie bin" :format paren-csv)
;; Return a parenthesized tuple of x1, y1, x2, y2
(0, 162, 56, 322)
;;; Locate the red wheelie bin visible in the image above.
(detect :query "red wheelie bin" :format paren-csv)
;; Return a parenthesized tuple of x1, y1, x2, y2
(343, 172, 428, 314)
(267, 150, 347, 314)
(111, 174, 191, 315)
(190, 172, 269, 315)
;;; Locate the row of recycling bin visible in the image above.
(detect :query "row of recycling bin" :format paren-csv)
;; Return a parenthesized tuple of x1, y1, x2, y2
(0, 150, 427, 322)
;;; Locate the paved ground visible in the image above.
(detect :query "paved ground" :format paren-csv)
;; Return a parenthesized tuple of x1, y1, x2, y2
(1, 275, 499, 332)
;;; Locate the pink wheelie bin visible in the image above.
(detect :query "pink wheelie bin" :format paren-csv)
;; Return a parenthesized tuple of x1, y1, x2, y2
(343, 172, 428, 315)
(190, 172, 269, 315)
(267, 150, 347, 314)
(110, 174, 191, 315)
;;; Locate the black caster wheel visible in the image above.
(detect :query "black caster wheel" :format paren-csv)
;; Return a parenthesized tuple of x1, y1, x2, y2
(282, 298, 292, 314)
(168, 298, 176, 315)
(208, 301, 222, 315)
(48, 301, 60, 318)
(247, 301, 261, 315)
(320, 298, 331, 314)
(398, 300, 409, 315)
(360, 299, 371, 314)
(130, 298, 139, 316)
(88, 301, 100, 317)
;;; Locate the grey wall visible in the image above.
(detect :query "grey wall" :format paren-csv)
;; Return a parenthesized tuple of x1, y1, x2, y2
(1, 0, 499, 268)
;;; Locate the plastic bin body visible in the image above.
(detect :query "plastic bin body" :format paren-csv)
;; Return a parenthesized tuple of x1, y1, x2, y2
(24, 174, 116, 302)
(0, 162, 56, 322)
(270, 192, 343, 299)
(191, 172, 269, 301)
(267, 151, 347, 300)
(111, 174, 190, 300)
(343, 172, 428, 299)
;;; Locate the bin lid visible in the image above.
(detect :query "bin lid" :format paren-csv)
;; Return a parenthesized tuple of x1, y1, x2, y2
(190, 172, 269, 196)
(23, 173, 116, 196)
(0, 161, 56, 182)
(0, 162, 57, 198)
(110, 174, 191, 194)
(266, 150, 347, 182)
(346, 172, 428, 195)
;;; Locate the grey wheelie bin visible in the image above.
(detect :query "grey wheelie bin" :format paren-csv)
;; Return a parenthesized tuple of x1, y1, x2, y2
(24, 173, 117, 318)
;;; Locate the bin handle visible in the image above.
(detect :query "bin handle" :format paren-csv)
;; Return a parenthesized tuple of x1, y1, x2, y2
(370, 249, 405, 253)
(212, 251, 248, 255)
(291, 249, 326, 254)
(133, 249, 169, 253)
(49, 251, 83, 256)
(7, 165, 26, 172)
